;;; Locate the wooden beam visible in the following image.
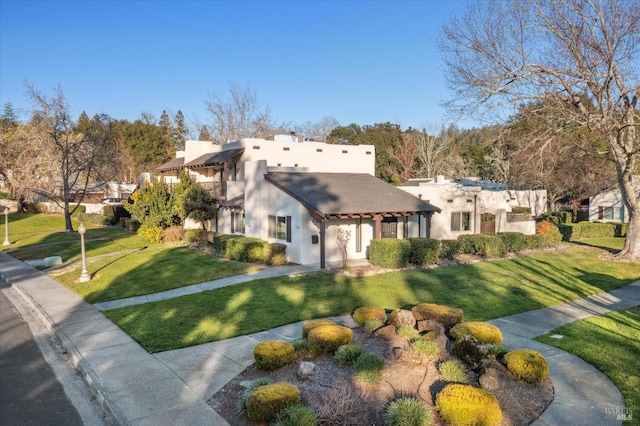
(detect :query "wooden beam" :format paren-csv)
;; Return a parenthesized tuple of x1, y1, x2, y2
(320, 221, 326, 269)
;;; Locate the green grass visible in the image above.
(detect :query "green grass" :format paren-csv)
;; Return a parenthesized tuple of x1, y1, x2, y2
(536, 307, 640, 425)
(4, 213, 149, 261)
(53, 246, 258, 303)
(104, 246, 640, 352)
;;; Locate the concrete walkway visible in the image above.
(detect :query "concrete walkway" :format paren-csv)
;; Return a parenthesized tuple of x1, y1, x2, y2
(1, 251, 638, 426)
(93, 264, 319, 311)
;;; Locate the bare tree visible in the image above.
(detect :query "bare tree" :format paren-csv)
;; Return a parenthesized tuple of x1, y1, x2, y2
(440, 0, 640, 260)
(412, 127, 457, 179)
(294, 116, 340, 141)
(203, 82, 285, 143)
(21, 85, 113, 231)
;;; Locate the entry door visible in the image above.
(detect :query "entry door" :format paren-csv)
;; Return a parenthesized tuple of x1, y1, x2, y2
(381, 217, 398, 238)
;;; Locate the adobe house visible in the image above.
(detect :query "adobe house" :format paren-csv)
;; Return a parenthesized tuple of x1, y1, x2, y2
(400, 177, 546, 240)
(588, 176, 639, 223)
(158, 135, 440, 268)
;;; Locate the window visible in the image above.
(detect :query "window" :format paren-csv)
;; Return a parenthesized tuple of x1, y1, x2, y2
(232, 212, 245, 234)
(268, 215, 291, 242)
(604, 206, 623, 221)
(451, 212, 471, 231)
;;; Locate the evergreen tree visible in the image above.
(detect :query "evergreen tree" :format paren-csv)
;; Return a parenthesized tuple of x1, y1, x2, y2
(198, 125, 212, 141)
(159, 110, 172, 139)
(172, 110, 188, 150)
(0, 103, 18, 130)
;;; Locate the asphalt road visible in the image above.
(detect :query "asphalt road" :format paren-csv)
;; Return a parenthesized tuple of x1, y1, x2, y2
(0, 285, 109, 425)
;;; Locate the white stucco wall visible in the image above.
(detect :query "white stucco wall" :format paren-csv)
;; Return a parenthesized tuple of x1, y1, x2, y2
(589, 188, 627, 223)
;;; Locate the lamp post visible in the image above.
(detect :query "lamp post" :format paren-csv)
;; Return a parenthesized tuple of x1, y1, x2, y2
(3, 207, 10, 246)
(78, 223, 91, 282)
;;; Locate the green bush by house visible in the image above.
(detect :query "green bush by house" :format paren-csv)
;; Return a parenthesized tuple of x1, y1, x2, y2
(408, 238, 440, 266)
(497, 232, 526, 253)
(558, 222, 627, 241)
(457, 234, 507, 259)
(369, 239, 411, 268)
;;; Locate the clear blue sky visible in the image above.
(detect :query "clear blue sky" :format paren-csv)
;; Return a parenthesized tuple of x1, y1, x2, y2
(0, 0, 473, 135)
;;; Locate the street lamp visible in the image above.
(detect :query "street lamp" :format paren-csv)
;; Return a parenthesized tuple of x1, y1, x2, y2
(3, 207, 10, 246)
(78, 223, 91, 282)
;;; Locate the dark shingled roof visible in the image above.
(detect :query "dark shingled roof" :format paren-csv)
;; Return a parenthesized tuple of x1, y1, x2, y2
(183, 148, 244, 168)
(264, 172, 440, 219)
(157, 157, 185, 172)
(220, 193, 245, 209)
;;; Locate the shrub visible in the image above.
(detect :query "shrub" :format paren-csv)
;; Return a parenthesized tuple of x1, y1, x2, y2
(511, 206, 531, 214)
(123, 218, 140, 232)
(504, 349, 548, 383)
(334, 343, 363, 366)
(246, 382, 301, 423)
(24, 203, 45, 214)
(497, 232, 526, 253)
(440, 239, 461, 260)
(385, 396, 434, 426)
(557, 222, 626, 241)
(185, 228, 205, 243)
(101, 204, 130, 224)
(73, 205, 87, 215)
(291, 339, 309, 352)
(397, 326, 421, 342)
(307, 324, 353, 356)
(161, 226, 184, 243)
(412, 303, 463, 328)
(272, 404, 318, 426)
(364, 319, 385, 332)
(369, 239, 411, 268)
(412, 340, 439, 358)
(449, 322, 503, 345)
(438, 359, 468, 384)
(226, 236, 266, 262)
(302, 319, 336, 339)
(353, 352, 386, 385)
(265, 243, 287, 266)
(253, 340, 296, 371)
(485, 343, 508, 358)
(457, 234, 507, 258)
(75, 213, 111, 226)
(138, 224, 163, 243)
(236, 377, 272, 413)
(408, 238, 440, 266)
(436, 384, 502, 426)
(213, 233, 244, 255)
(353, 306, 386, 326)
(539, 211, 572, 224)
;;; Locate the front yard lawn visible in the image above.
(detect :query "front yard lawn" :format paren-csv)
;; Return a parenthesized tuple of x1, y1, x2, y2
(103, 246, 640, 352)
(536, 307, 640, 425)
(53, 246, 260, 303)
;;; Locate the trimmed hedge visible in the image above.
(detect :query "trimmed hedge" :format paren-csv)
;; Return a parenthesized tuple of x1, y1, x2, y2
(265, 243, 287, 266)
(450, 322, 503, 345)
(457, 234, 507, 258)
(504, 349, 548, 383)
(226, 236, 265, 262)
(213, 233, 245, 255)
(101, 204, 130, 225)
(246, 382, 301, 423)
(408, 238, 440, 266)
(75, 213, 111, 226)
(539, 211, 572, 224)
(497, 232, 526, 253)
(436, 384, 502, 426)
(557, 222, 627, 241)
(307, 324, 353, 356)
(122, 218, 140, 232)
(369, 239, 411, 268)
(253, 340, 296, 371)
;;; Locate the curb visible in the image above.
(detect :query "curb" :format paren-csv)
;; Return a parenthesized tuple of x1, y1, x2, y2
(3, 271, 130, 426)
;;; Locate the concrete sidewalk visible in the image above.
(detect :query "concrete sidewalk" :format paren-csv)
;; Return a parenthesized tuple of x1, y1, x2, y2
(1, 250, 638, 425)
(93, 264, 319, 311)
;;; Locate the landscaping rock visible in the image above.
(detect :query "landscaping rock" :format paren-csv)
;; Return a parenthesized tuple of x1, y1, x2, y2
(417, 319, 445, 334)
(297, 361, 316, 380)
(451, 335, 489, 372)
(388, 309, 416, 328)
(480, 366, 510, 391)
(373, 324, 397, 340)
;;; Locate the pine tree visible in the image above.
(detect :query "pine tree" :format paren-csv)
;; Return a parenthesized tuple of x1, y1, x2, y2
(172, 110, 188, 150)
(198, 125, 212, 141)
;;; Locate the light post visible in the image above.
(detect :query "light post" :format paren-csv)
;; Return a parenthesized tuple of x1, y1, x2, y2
(3, 207, 10, 246)
(78, 223, 91, 282)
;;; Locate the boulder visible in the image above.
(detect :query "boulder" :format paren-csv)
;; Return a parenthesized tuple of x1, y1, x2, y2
(297, 361, 316, 380)
(389, 309, 416, 328)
